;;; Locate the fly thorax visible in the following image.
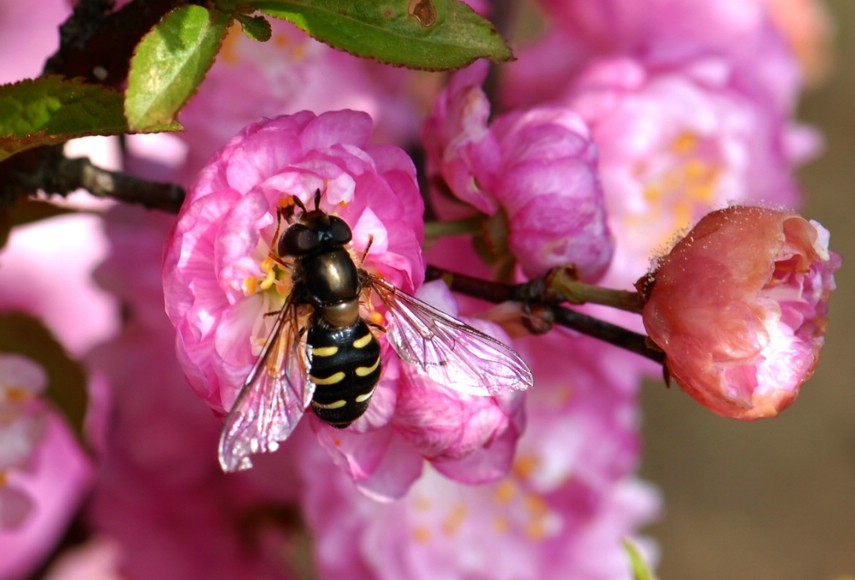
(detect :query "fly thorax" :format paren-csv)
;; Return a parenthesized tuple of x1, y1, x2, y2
(321, 298, 360, 327)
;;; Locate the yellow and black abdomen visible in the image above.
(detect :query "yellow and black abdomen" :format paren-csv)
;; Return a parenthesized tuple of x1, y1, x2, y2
(308, 318, 381, 427)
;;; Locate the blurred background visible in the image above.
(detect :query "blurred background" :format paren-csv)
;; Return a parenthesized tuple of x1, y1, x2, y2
(640, 1, 855, 577)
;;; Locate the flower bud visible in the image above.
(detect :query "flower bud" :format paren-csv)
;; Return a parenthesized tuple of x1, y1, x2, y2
(637, 206, 840, 419)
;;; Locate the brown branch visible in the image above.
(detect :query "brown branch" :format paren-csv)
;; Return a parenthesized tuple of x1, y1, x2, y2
(425, 265, 665, 364)
(44, 0, 184, 86)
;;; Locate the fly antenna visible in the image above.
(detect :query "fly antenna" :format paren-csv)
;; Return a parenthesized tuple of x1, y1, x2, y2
(292, 195, 308, 215)
(313, 188, 322, 210)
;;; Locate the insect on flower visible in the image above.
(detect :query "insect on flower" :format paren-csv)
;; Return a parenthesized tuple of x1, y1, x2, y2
(219, 191, 534, 472)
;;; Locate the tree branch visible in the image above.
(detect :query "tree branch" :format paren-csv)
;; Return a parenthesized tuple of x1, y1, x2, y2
(425, 265, 665, 364)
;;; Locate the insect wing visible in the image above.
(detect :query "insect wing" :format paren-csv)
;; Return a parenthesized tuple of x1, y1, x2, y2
(365, 274, 533, 396)
(218, 299, 314, 472)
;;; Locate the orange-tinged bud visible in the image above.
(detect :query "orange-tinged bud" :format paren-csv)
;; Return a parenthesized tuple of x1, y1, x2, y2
(637, 206, 841, 419)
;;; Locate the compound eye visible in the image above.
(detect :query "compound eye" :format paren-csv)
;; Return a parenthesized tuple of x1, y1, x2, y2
(279, 224, 318, 256)
(328, 216, 353, 244)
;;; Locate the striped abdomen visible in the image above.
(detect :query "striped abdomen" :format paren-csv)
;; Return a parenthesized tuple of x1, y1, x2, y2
(307, 319, 381, 427)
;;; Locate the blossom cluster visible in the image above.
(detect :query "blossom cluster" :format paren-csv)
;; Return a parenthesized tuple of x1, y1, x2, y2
(0, 0, 840, 578)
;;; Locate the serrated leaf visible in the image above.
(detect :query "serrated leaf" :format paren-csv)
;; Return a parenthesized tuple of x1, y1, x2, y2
(236, 13, 273, 41)
(0, 76, 131, 162)
(252, 0, 512, 70)
(125, 5, 231, 132)
(0, 313, 89, 445)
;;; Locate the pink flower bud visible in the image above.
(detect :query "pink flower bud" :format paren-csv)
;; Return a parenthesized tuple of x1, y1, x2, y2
(423, 63, 613, 281)
(638, 206, 841, 419)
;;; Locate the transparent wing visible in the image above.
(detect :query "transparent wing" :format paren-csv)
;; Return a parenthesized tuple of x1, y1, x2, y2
(365, 273, 533, 396)
(218, 298, 314, 473)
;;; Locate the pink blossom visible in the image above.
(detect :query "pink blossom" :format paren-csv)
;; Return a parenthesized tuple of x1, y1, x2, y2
(637, 206, 841, 420)
(163, 111, 523, 498)
(312, 281, 526, 499)
(301, 336, 660, 579)
(514, 0, 801, 115)
(163, 110, 424, 412)
(563, 56, 813, 287)
(87, 206, 304, 578)
(170, 18, 421, 181)
(0, 355, 91, 580)
(423, 63, 613, 281)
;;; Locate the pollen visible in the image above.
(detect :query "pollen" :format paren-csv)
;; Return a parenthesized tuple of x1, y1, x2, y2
(492, 516, 511, 535)
(512, 454, 540, 481)
(2, 386, 31, 404)
(671, 131, 699, 155)
(411, 495, 432, 511)
(243, 276, 259, 296)
(441, 503, 468, 536)
(525, 520, 549, 541)
(412, 525, 432, 543)
(493, 480, 517, 505)
(258, 257, 278, 291)
(368, 311, 384, 327)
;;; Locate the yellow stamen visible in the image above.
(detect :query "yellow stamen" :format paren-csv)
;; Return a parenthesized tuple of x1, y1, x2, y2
(441, 503, 467, 536)
(243, 276, 259, 296)
(493, 480, 517, 504)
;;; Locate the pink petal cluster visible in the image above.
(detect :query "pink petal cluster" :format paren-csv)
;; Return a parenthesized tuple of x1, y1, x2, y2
(0, 354, 91, 580)
(515, 0, 801, 114)
(163, 111, 523, 499)
(638, 205, 840, 420)
(501, 0, 818, 288)
(163, 110, 424, 413)
(423, 63, 613, 282)
(566, 57, 812, 285)
(301, 336, 660, 578)
(86, 205, 305, 578)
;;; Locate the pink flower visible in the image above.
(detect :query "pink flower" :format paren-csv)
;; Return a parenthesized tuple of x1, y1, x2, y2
(87, 206, 305, 578)
(514, 0, 801, 115)
(423, 63, 613, 282)
(0, 354, 91, 580)
(301, 336, 660, 579)
(170, 18, 421, 181)
(163, 111, 524, 498)
(637, 206, 841, 420)
(564, 56, 814, 287)
(163, 110, 424, 413)
(312, 282, 526, 499)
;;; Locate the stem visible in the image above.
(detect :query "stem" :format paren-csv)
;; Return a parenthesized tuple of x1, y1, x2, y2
(2, 150, 185, 213)
(424, 216, 484, 240)
(543, 267, 643, 313)
(550, 306, 663, 364)
(425, 265, 664, 364)
(73, 157, 186, 212)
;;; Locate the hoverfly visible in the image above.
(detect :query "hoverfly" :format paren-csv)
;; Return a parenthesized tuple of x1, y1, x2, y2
(219, 192, 534, 472)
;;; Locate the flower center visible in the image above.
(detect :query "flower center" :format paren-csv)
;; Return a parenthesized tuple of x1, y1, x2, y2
(629, 130, 723, 248)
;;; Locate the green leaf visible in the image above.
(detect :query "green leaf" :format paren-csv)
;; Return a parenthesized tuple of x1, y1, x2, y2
(125, 5, 231, 132)
(236, 13, 273, 41)
(252, 0, 513, 70)
(0, 313, 89, 445)
(0, 76, 130, 162)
